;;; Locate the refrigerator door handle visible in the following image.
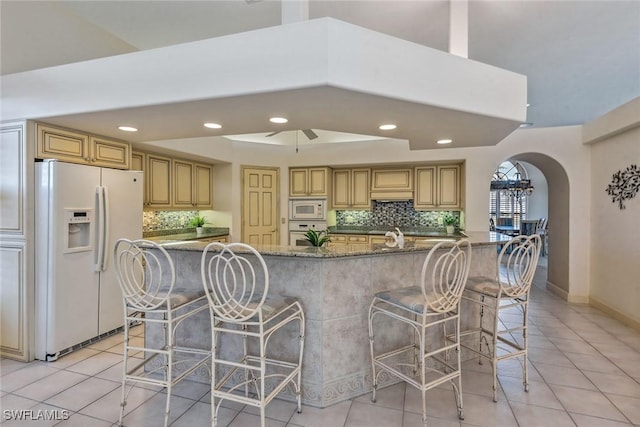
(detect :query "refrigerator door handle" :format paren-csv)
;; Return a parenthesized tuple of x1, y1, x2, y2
(95, 186, 108, 272)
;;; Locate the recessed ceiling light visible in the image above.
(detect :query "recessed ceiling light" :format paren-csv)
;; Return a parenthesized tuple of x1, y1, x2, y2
(269, 117, 288, 124)
(118, 126, 138, 132)
(379, 124, 397, 130)
(526, 103, 531, 107)
(204, 122, 222, 129)
(519, 122, 533, 128)
(437, 139, 453, 144)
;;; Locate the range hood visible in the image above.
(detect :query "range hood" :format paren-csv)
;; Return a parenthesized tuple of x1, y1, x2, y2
(370, 191, 414, 201)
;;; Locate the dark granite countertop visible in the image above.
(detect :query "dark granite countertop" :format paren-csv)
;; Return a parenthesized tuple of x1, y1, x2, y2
(144, 227, 230, 242)
(158, 231, 509, 258)
(327, 225, 466, 238)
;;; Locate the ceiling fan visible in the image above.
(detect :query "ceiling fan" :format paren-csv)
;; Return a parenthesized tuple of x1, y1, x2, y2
(266, 129, 318, 140)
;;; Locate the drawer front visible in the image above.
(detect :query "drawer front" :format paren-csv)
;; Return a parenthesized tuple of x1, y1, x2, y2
(347, 235, 369, 244)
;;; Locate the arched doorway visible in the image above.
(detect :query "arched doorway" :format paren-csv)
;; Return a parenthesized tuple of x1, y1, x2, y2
(493, 153, 571, 299)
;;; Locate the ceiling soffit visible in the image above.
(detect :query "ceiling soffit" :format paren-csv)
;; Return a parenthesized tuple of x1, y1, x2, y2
(1, 18, 526, 149)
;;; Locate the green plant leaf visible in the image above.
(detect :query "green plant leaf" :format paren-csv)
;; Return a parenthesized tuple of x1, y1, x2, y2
(304, 229, 330, 247)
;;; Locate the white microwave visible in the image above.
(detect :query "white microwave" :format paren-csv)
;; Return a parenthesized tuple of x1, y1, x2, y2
(289, 199, 327, 220)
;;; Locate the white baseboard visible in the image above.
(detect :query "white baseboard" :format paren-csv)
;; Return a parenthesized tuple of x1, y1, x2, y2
(589, 296, 640, 332)
(546, 280, 588, 304)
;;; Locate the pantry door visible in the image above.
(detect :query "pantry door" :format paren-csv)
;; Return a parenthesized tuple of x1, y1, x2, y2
(242, 166, 279, 245)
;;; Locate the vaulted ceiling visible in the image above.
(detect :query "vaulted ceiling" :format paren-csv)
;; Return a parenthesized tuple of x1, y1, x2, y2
(2, 0, 638, 145)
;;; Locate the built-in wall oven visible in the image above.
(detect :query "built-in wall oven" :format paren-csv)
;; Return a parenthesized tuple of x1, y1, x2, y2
(289, 220, 328, 247)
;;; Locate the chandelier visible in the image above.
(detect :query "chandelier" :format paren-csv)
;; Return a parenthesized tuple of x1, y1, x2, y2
(491, 172, 534, 200)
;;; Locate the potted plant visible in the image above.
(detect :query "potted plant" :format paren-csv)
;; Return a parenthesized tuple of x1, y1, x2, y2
(304, 229, 331, 247)
(442, 213, 457, 234)
(189, 214, 208, 234)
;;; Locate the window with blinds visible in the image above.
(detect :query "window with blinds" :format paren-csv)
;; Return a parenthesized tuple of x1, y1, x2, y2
(489, 161, 528, 228)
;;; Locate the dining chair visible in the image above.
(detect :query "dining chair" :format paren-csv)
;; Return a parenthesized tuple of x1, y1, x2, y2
(519, 219, 538, 236)
(201, 242, 305, 427)
(458, 234, 541, 402)
(368, 239, 472, 426)
(536, 218, 548, 256)
(113, 239, 211, 427)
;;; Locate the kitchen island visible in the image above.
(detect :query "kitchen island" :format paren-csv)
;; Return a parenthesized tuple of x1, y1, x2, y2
(150, 232, 508, 407)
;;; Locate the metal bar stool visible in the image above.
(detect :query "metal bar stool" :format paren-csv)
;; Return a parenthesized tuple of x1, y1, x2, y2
(201, 242, 305, 427)
(113, 239, 211, 427)
(368, 239, 472, 426)
(458, 234, 541, 402)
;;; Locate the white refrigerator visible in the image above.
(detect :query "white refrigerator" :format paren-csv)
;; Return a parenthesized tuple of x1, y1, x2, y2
(35, 159, 143, 361)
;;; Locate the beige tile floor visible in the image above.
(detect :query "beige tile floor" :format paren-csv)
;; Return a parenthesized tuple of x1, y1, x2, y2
(2, 261, 640, 426)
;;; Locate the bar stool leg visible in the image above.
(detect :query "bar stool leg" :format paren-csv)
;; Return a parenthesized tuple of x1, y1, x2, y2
(296, 310, 305, 413)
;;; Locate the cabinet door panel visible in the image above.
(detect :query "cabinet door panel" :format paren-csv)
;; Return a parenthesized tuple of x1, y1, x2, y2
(332, 169, 350, 208)
(438, 166, 460, 208)
(371, 169, 413, 191)
(0, 242, 28, 360)
(147, 155, 172, 207)
(131, 152, 145, 171)
(1, 124, 25, 234)
(351, 169, 371, 208)
(36, 124, 89, 163)
(415, 167, 436, 208)
(194, 164, 213, 208)
(308, 168, 328, 196)
(90, 137, 130, 169)
(173, 160, 194, 207)
(289, 169, 309, 197)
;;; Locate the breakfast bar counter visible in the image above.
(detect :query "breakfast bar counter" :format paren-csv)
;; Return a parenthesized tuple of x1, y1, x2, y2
(151, 232, 508, 407)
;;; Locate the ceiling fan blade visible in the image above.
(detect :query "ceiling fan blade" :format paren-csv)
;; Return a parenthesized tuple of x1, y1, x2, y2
(265, 131, 281, 137)
(302, 129, 318, 140)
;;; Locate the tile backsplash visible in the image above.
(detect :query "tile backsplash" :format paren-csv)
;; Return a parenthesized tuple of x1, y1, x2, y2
(143, 210, 199, 232)
(335, 201, 460, 228)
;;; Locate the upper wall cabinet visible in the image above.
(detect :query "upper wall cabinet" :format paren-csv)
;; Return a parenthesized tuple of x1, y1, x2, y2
(134, 150, 214, 210)
(332, 168, 371, 209)
(370, 168, 414, 200)
(36, 123, 130, 169)
(173, 160, 213, 209)
(146, 154, 172, 208)
(289, 167, 330, 197)
(1, 123, 27, 236)
(414, 165, 461, 210)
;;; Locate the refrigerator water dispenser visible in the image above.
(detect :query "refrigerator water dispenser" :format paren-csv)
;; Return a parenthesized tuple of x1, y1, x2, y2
(64, 209, 92, 253)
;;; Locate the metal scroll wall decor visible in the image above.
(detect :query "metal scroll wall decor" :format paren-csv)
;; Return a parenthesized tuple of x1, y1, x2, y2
(605, 164, 639, 209)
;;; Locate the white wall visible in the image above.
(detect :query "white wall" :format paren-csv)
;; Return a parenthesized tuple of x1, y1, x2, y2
(522, 162, 549, 221)
(589, 126, 640, 326)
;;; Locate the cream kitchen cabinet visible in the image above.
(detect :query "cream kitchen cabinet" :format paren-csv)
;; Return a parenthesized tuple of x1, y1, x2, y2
(146, 154, 172, 208)
(332, 168, 371, 209)
(328, 234, 369, 246)
(370, 168, 414, 200)
(328, 235, 348, 246)
(131, 151, 145, 171)
(1, 121, 33, 361)
(136, 151, 214, 210)
(36, 123, 130, 169)
(289, 167, 330, 197)
(414, 165, 461, 210)
(173, 160, 213, 209)
(0, 241, 31, 361)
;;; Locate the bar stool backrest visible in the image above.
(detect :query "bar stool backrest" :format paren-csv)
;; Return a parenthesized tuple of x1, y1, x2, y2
(114, 239, 175, 311)
(201, 242, 268, 322)
(421, 239, 472, 313)
(497, 234, 541, 297)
